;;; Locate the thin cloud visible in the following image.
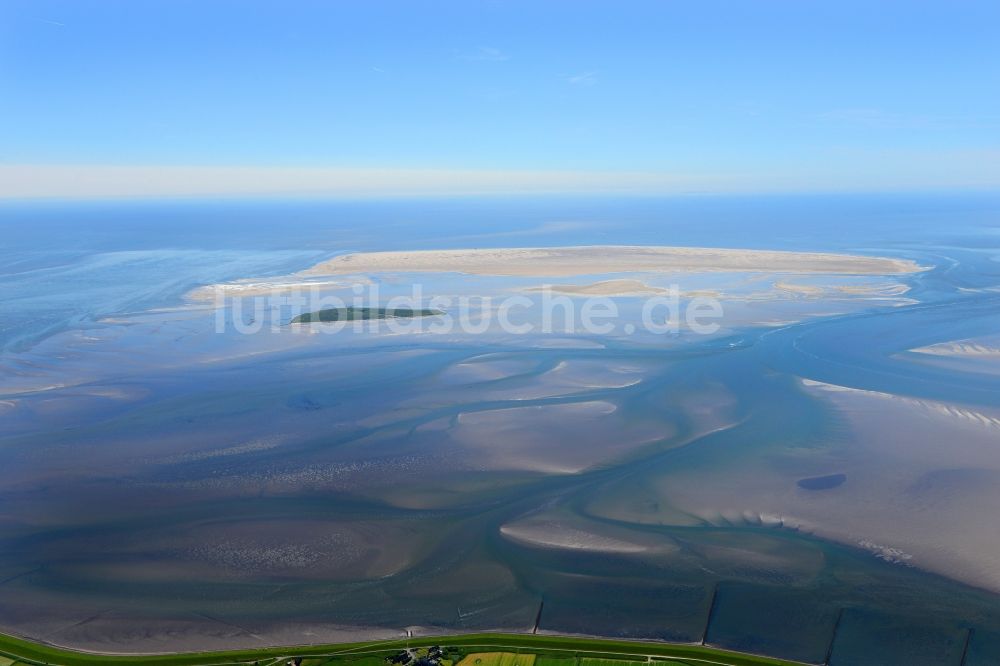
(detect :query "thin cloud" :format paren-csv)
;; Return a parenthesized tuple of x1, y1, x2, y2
(567, 71, 598, 86)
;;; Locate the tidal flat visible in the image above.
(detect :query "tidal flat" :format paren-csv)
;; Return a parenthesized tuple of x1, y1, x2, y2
(1, 196, 999, 665)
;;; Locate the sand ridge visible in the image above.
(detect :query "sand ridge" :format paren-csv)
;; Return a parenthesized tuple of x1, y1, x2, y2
(303, 245, 925, 277)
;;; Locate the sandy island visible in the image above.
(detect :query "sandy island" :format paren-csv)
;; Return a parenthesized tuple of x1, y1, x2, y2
(303, 245, 924, 278)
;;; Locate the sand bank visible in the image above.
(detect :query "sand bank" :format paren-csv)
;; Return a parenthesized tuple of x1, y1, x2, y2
(499, 520, 652, 553)
(774, 281, 826, 296)
(304, 245, 925, 277)
(522, 278, 725, 298)
(186, 278, 366, 302)
(524, 278, 671, 296)
(912, 339, 1000, 358)
(802, 378, 1000, 430)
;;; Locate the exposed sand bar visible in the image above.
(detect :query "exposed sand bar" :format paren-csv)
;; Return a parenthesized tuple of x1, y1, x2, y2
(303, 245, 925, 277)
(913, 339, 1000, 358)
(499, 520, 652, 553)
(186, 278, 365, 302)
(524, 278, 674, 296)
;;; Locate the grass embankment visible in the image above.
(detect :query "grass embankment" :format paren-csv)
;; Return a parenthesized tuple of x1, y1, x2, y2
(0, 632, 805, 666)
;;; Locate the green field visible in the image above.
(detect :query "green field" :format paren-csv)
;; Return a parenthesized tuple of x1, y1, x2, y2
(0, 631, 804, 666)
(456, 652, 536, 666)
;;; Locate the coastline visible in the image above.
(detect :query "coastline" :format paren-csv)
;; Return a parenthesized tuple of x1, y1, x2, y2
(0, 628, 809, 665)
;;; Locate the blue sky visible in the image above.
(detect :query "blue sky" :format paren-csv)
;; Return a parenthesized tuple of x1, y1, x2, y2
(1, 0, 998, 197)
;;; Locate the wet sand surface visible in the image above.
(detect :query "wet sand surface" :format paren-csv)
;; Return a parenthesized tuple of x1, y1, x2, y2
(1, 201, 1000, 664)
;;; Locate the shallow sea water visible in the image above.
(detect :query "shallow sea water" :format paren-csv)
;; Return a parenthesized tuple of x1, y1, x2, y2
(1, 194, 999, 664)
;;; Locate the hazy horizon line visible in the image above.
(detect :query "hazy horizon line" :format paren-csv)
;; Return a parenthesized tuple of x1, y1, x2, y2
(2, 164, 999, 201)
